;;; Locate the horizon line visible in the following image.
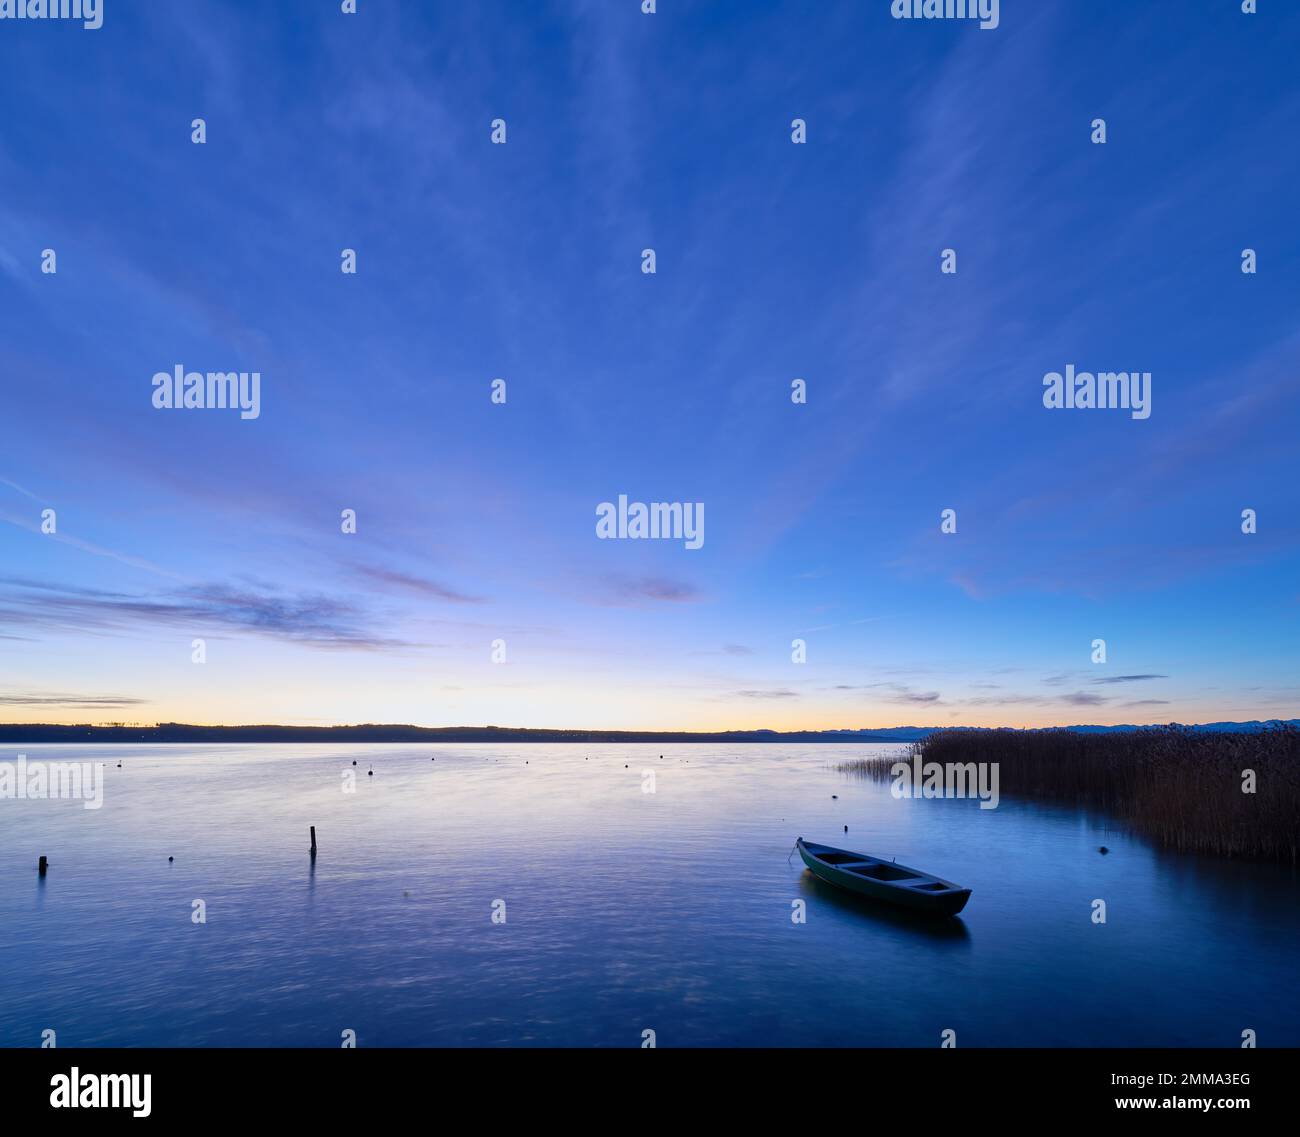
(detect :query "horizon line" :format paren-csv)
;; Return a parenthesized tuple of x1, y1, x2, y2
(0, 718, 1294, 739)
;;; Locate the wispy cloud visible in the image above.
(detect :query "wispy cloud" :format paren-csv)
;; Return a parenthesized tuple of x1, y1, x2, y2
(1044, 671, 1168, 689)
(352, 564, 485, 604)
(891, 690, 942, 705)
(0, 508, 182, 580)
(1063, 692, 1110, 707)
(798, 616, 888, 634)
(831, 682, 942, 705)
(1092, 674, 1168, 685)
(693, 643, 754, 658)
(596, 576, 704, 606)
(0, 477, 40, 500)
(0, 691, 148, 709)
(0, 577, 417, 650)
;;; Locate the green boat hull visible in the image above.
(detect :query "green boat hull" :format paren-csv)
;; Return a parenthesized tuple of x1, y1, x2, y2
(797, 838, 971, 917)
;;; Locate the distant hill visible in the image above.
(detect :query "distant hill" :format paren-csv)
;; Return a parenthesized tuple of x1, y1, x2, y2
(0, 720, 1294, 744)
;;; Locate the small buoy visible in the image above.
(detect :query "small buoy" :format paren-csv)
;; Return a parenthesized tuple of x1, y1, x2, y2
(116, 761, 121, 768)
(1099, 846, 1109, 855)
(368, 767, 373, 777)
(625, 764, 629, 768)
(168, 856, 174, 863)
(352, 760, 357, 766)
(831, 795, 838, 800)
(843, 825, 848, 833)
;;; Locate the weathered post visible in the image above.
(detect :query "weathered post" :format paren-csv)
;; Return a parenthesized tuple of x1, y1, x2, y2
(310, 826, 317, 857)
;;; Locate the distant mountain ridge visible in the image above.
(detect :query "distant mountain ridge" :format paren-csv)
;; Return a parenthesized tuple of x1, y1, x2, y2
(0, 720, 1294, 743)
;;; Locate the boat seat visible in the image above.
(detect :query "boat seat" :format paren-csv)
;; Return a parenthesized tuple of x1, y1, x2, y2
(817, 851, 870, 865)
(847, 863, 920, 882)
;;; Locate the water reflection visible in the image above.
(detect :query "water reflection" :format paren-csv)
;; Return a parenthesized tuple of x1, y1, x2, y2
(0, 742, 1295, 1047)
(797, 869, 972, 943)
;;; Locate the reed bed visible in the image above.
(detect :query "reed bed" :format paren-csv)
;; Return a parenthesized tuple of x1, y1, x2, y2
(840, 725, 1300, 863)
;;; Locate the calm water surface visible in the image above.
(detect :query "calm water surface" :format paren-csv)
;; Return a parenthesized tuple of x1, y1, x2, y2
(2, 744, 1296, 1047)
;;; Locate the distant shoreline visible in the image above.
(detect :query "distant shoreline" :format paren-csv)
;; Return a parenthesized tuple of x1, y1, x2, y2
(0, 724, 930, 744)
(0, 720, 1293, 744)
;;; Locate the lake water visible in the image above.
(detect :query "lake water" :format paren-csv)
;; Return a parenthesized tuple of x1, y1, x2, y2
(2, 743, 1296, 1048)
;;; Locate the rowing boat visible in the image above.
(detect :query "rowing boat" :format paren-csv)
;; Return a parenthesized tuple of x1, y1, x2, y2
(796, 837, 971, 917)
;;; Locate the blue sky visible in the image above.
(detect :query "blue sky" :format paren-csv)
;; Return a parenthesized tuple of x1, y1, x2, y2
(1, 0, 1297, 728)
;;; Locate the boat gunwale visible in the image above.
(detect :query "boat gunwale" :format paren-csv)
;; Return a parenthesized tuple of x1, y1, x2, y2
(796, 837, 969, 896)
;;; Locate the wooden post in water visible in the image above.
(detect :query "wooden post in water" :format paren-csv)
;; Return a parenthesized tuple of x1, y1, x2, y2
(310, 826, 317, 857)
(38, 856, 48, 875)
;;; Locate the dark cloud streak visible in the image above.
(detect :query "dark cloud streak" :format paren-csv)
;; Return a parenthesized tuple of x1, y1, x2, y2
(0, 579, 417, 650)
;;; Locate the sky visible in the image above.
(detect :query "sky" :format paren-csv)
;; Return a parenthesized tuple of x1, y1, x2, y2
(1, 0, 1297, 730)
